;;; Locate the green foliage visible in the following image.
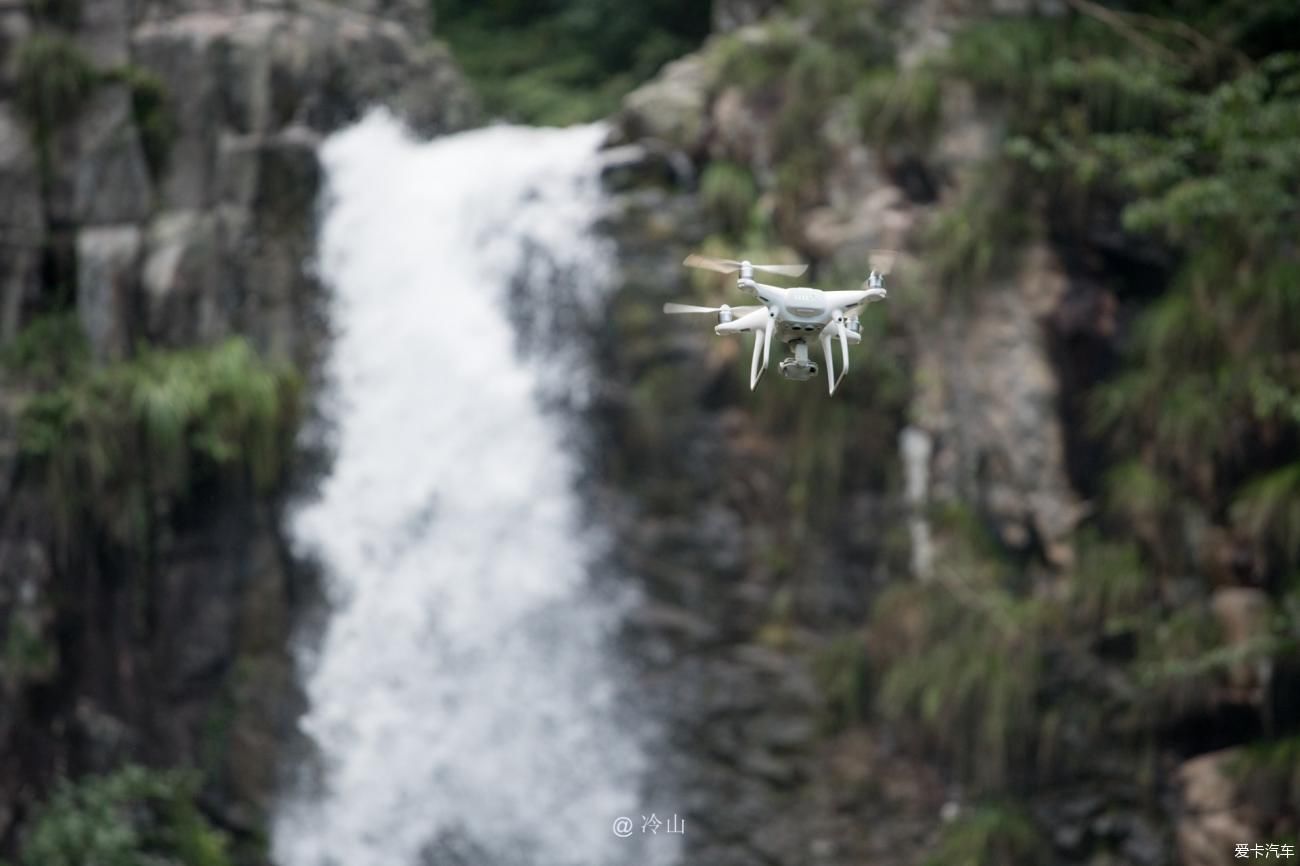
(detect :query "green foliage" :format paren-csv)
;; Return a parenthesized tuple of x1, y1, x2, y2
(20, 766, 230, 866)
(871, 574, 1045, 789)
(788, 0, 893, 61)
(1233, 462, 1300, 566)
(14, 34, 97, 141)
(713, 14, 891, 226)
(922, 161, 1033, 298)
(103, 65, 175, 180)
(842, 1, 1300, 825)
(811, 632, 870, 731)
(1230, 735, 1300, 809)
(18, 338, 301, 550)
(713, 19, 808, 93)
(2, 616, 58, 685)
(923, 802, 1044, 866)
(0, 313, 89, 383)
(1090, 248, 1300, 544)
(1133, 604, 1232, 718)
(15, 36, 175, 187)
(698, 161, 758, 239)
(1101, 460, 1173, 527)
(436, 0, 709, 124)
(1111, 53, 1300, 243)
(854, 64, 943, 148)
(1069, 532, 1150, 630)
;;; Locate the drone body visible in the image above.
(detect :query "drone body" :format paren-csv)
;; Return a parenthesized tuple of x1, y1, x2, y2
(665, 253, 892, 395)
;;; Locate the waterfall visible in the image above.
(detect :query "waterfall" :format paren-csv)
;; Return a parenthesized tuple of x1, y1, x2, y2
(273, 113, 674, 866)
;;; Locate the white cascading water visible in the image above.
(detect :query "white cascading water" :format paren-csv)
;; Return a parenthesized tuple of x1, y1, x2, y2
(273, 113, 675, 866)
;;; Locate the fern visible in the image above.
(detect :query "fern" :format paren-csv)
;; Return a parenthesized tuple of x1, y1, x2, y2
(18, 338, 301, 551)
(924, 802, 1044, 866)
(20, 766, 230, 866)
(1233, 463, 1300, 566)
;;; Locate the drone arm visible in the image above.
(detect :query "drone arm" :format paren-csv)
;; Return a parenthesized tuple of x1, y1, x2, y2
(715, 306, 771, 335)
(824, 287, 886, 314)
(739, 279, 788, 306)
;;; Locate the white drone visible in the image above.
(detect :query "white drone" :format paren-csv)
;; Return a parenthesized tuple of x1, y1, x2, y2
(664, 251, 893, 395)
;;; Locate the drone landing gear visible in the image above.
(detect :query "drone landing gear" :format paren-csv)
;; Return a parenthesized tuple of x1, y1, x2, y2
(820, 311, 852, 396)
(749, 309, 775, 390)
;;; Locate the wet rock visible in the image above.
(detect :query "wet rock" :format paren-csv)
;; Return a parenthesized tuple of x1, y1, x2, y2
(77, 0, 131, 65)
(616, 52, 716, 156)
(1122, 814, 1168, 866)
(53, 86, 155, 225)
(712, 0, 784, 32)
(912, 244, 1086, 567)
(142, 209, 228, 345)
(1210, 587, 1272, 702)
(76, 224, 143, 360)
(1176, 750, 1260, 866)
(708, 84, 772, 169)
(0, 105, 42, 343)
(598, 142, 692, 192)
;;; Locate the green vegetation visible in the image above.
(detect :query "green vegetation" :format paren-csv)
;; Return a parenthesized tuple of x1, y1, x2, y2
(924, 802, 1044, 866)
(854, 64, 943, 149)
(2, 616, 58, 685)
(1068, 532, 1149, 631)
(698, 160, 758, 240)
(711, 13, 890, 232)
(0, 313, 89, 382)
(19, 766, 230, 866)
(434, 0, 710, 124)
(921, 161, 1033, 296)
(104, 64, 176, 181)
(677, 10, 1300, 839)
(870, 545, 1045, 789)
(811, 632, 871, 732)
(18, 336, 301, 551)
(14, 33, 174, 188)
(1234, 462, 1300, 565)
(15, 33, 98, 177)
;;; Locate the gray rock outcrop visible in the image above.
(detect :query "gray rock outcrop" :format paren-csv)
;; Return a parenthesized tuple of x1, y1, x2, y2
(0, 0, 476, 855)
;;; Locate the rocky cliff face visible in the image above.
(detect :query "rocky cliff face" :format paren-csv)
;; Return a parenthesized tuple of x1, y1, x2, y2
(591, 2, 1299, 864)
(0, 0, 474, 858)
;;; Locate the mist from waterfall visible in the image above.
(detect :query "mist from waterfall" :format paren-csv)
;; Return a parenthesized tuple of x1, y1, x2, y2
(272, 113, 675, 866)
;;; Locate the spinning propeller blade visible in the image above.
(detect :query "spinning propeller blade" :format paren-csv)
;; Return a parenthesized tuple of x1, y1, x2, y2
(868, 249, 898, 276)
(664, 302, 764, 315)
(664, 302, 722, 314)
(683, 254, 808, 277)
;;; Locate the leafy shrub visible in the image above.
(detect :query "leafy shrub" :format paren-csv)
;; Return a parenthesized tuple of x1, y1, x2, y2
(870, 576, 1044, 789)
(18, 338, 301, 550)
(699, 160, 758, 239)
(20, 766, 230, 866)
(811, 632, 871, 731)
(923, 802, 1044, 866)
(103, 65, 175, 180)
(14, 34, 97, 141)
(0, 313, 88, 382)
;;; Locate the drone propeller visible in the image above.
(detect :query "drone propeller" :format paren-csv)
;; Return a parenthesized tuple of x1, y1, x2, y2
(663, 302, 763, 315)
(683, 254, 808, 278)
(868, 249, 898, 276)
